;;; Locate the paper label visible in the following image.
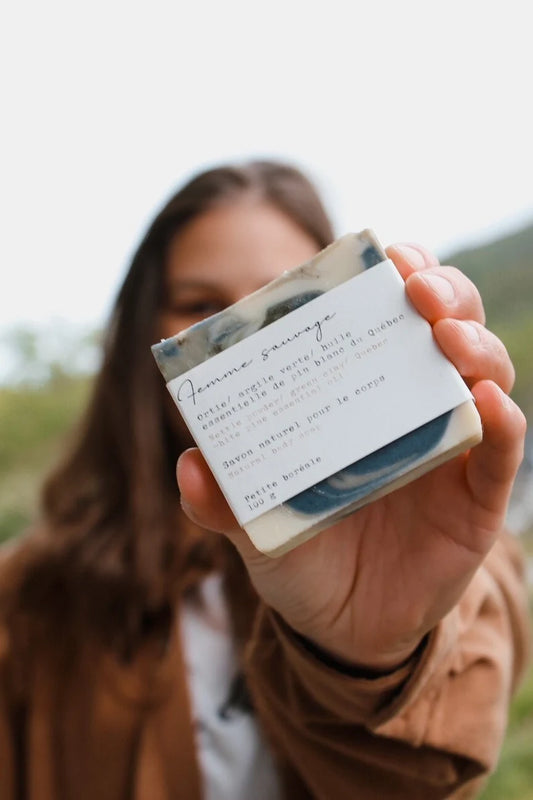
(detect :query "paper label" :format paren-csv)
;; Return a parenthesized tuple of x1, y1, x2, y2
(167, 260, 470, 525)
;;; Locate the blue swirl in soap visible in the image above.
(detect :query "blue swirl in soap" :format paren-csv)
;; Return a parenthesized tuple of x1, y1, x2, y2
(261, 291, 323, 325)
(360, 244, 384, 270)
(286, 411, 451, 515)
(210, 291, 323, 353)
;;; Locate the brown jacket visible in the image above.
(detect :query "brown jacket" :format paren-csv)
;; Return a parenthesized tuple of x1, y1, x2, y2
(0, 533, 530, 800)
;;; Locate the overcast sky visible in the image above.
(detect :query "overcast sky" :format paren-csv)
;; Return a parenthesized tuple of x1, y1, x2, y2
(1, 0, 532, 336)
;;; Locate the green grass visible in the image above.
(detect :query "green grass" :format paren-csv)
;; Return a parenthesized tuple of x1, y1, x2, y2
(0, 376, 90, 470)
(0, 376, 91, 540)
(492, 315, 533, 423)
(480, 666, 533, 799)
(481, 533, 533, 800)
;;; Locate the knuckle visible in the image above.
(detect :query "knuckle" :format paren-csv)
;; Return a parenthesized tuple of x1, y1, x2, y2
(440, 266, 485, 319)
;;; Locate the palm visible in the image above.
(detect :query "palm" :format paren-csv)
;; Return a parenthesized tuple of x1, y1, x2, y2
(236, 450, 498, 666)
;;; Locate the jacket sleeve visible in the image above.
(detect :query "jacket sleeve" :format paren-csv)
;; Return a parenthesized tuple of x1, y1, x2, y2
(0, 624, 17, 800)
(244, 532, 531, 800)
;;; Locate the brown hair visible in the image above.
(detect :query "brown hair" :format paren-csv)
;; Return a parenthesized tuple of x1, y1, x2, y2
(4, 161, 335, 655)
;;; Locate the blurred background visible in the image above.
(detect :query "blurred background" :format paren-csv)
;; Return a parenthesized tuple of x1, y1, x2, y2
(1, 1, 532, 796)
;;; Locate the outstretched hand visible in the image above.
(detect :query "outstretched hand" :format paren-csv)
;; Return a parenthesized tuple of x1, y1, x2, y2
(177, 244, 526, 671)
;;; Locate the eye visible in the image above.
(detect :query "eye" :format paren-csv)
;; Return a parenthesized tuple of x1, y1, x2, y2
(165, 299, 225, 318)
(188, 301, 225, 315)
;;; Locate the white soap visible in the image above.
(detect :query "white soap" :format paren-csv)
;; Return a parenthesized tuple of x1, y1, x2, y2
(152, 231, 482, 556)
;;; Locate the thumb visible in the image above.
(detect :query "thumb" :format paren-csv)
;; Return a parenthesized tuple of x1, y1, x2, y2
(176, 448, 260, 560)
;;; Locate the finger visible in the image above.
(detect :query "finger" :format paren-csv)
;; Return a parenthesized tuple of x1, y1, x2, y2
(404, 266, 486, 325)
(466, 381, 526, 518)
(386, 243, 440, 279)
(176, 449, 262, 562)
(433, 319, 515, 393)
(177, 448, 238, 534)
(387, 243, 486, 324)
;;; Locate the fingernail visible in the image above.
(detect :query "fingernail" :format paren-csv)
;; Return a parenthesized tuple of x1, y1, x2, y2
(176, 450, 192, 486)
(180, 496, 193, 514)
(498, 385, 513, 410)
(395, 244, 428, 271)
(176, 453, 185, 482)
(461, 321, 481, 344)
(420, 274, 456, 303)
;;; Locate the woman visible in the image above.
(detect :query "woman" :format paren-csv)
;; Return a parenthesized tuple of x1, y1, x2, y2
(0, 161, 529, 799)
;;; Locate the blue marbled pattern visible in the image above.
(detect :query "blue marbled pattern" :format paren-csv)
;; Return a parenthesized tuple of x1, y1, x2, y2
(152, 231, 386, 382)
(286, 411, 451, 515)
(360, 244, 384, 270)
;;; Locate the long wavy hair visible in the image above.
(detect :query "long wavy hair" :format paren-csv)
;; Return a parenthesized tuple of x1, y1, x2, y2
(4, 161, 335, 656)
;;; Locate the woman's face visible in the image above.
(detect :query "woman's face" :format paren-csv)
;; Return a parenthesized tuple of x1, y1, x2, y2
(159, 200, 321, 342)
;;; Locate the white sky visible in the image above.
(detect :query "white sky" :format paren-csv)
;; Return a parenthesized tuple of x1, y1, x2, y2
(1, 0, 532, 335)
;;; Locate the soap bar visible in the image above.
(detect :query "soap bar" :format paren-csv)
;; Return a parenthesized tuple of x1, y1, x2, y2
(152, 231, 482, 557)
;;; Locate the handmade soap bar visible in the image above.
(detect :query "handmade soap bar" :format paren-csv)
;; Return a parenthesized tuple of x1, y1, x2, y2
(152, 231, 482, 557)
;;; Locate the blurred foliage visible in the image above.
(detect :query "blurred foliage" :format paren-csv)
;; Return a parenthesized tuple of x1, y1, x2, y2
(480, 573, 533, 800)
(0, 322, 100, 388)
(444, 223, 533, 422)
(0, 220, 532, 797)
(0, 376, 91, 542)
(0, 322, 98, 541)
(481, 719, 533, 800)
(444, 224, 533, 327)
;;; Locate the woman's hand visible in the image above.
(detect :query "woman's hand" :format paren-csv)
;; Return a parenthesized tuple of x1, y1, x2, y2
(176, 244, 526, 671)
